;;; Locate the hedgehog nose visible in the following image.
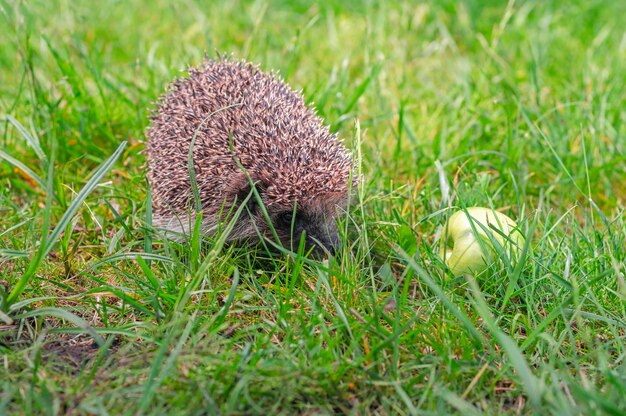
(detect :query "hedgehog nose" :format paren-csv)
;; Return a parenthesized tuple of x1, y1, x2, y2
(310, 235, 337, 256)
(326, 231, 340, 254)
(310, 225, 340, 256)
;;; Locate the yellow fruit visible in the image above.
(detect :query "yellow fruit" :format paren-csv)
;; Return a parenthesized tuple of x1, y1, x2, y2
(440, 207, 525, 275)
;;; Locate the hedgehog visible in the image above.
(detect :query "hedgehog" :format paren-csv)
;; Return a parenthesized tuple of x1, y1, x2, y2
(146, 58, 355, 254)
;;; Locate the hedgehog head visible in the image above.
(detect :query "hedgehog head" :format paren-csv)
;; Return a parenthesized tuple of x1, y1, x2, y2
(222, 146, 354, 254)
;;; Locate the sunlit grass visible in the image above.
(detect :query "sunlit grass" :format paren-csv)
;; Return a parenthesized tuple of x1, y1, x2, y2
(1, 0, 625, 414)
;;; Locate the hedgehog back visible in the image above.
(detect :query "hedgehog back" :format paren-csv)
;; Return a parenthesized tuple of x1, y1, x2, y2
(147, 60, 353, 225)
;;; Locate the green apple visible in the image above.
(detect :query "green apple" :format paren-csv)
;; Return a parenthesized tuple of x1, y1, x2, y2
(440, 207, 525, 275)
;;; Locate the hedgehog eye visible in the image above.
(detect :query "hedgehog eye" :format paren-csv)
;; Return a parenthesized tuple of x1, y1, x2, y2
(278, 211, 294, 226)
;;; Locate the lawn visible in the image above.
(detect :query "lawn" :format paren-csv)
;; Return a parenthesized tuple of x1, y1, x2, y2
(1, 0, 625, 414)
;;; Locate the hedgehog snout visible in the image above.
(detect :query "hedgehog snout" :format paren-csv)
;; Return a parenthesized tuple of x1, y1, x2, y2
(284, 213, 339, 255)
(308, 219, 340, 255)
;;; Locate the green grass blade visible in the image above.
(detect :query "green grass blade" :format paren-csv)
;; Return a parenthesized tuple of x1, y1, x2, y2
(0, 149, 45, 189)
(0, 249, 28, 261)
(138, 313, 195, 412)
(3, 114, 47, 162)
(14, 307, 105, 346)
(395, 246, 486, 347)
(41, 141, 127, 257)
(5, 141, 127, 307)
(466, 276, 543, 408)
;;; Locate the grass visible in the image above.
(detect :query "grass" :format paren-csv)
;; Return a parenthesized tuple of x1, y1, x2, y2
(1, 0, 625, 414)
